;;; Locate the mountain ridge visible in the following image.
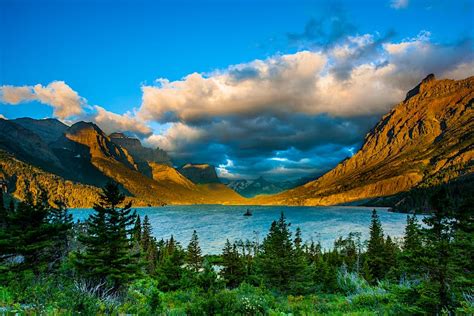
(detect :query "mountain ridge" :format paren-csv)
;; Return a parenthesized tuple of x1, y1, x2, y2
(253, 75, 474, 206)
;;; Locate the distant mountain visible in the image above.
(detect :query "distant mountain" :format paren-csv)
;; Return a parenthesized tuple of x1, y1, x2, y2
(224, 174, 323, 198)
(0, 119, 244, 206)
(226, 176, 291, 197)
(254, 75, 474, 206)
(178, 163, 220, 184)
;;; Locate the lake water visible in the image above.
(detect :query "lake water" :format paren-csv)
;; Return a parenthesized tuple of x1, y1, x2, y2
(71, 205, 419, 254)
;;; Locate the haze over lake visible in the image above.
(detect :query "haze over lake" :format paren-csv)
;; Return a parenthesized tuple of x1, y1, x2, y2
(72, 206, 419, 254)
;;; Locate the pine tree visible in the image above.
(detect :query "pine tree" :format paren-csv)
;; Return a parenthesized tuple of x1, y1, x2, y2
(156, 236, 185, 291)
(419, 187, 456, 314)
(220, 239, 245, 288)
(145, 239, 158, 275)
(0, 191, 6, 228)
(294, 227, 303, 250)
(186, 230, 203, 272)
(48, 199, 73, 267)
(451, 194, 474, 302)
(257, 212, 307, 293)
(383, 235, 398, 279)
(198, 259, 221, 292)
(141, 215, 153, 251)
(366, 209, 386, 282)
(74, 182, 140, 289)
(0, 188, 72, 275)
(400, 215, 423, 276)
(133, 215, 142, 242)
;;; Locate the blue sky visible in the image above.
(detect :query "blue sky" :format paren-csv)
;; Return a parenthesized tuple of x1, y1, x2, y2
(1, 0, 473, 180)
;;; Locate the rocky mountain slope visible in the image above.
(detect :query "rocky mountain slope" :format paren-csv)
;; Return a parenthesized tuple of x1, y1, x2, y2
(254, 75, 474, 206)
(109, 132, 172, 176)
(0, 119, 244, 206)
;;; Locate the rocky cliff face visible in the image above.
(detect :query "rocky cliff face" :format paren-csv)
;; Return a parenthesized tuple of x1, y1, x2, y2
(178, 163, 220, 184)
(255, 75, 474, 206)
(109, 133, 171, 166)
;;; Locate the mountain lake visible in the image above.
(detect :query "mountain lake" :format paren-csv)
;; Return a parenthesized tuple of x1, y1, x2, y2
(71, 205, 424, 254)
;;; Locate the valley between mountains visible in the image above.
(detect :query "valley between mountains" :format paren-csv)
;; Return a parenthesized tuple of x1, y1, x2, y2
(0, 75, 473, 208)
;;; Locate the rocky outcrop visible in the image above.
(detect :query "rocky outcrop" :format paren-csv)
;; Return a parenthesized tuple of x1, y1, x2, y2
(254, 75, 474, 206)
(178, 163, 220, 184)
(109, 133, 171, 166)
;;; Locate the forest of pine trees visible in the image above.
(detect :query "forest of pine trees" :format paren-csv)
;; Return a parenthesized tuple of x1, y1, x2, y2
(0, 182, 472, 314)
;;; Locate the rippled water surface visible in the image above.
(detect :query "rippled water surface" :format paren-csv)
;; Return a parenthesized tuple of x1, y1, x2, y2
(71, 205, 418, 254)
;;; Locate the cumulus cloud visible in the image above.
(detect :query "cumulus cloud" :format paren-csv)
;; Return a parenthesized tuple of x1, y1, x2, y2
(138, 31, 473, 180)
(0, 81, 150, 136)
(0, 81, 85, 119)
(89, 106, 151, 136)
(390, 0, 409, 9)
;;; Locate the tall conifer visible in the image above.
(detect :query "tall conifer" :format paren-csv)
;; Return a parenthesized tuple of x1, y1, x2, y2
(74, 182, 139, 289)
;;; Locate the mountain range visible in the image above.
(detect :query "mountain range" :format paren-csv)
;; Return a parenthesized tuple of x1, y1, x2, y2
(0, 75, 472, 208)
(0, 118, 244, 206)
(224, 176, 315, 198)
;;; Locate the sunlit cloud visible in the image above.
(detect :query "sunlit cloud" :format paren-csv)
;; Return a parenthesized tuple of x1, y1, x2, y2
(0, 81, 85, 119)
(136, 31, 473, 179)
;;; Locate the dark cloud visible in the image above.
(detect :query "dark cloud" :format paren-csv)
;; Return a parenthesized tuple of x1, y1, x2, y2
(287, 3, 356, 49)
(164, 113, 380, 181)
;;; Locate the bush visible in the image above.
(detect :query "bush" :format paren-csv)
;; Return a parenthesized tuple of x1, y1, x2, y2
(121, 278, 163, 315)
(336, 265, 371, 295)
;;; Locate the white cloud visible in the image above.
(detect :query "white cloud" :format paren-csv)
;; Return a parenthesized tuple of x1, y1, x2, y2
(390, 0, 408, 9)
(139, 32, 473, 126)
(144, 122, 205, 152)
(139, 51, 328, 122)
(91, 106, 151, 136)
(0, 81, 85, 119)
(0, 114, 6, 119)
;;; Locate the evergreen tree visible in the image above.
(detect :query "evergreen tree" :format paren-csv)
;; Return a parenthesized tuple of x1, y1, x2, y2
(133, 215, 142, 242)
(400, 215, 423, 276)
(383, 235, 398, 279)
(220, 239, 245, 288)
(74, 182, 140, 290)
(450, 194, 474, 302)
(145, 239, 158, 275)
(366, 209, 387, 282)
(294, 227, 303, 250)
(156, 236, 186, 291)
(419, 188, 456, 314)
(0, 188, 72, 275)
(186, 230, 203, 272)
(198, 259, 221, 292)
(141, 215, 153, 251)
(0, 191, 6, 228)
(48, 199, 73, 267)
(139, 215, 158, 275)
(257, 212, 307, 293)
